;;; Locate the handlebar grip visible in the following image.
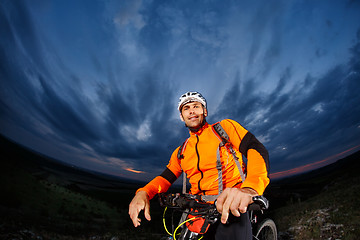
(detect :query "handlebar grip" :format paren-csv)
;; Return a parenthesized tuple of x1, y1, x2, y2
(248, 195, 269, 211)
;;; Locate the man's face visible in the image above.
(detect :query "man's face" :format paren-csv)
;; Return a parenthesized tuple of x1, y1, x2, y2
(180, 101, 207, 128)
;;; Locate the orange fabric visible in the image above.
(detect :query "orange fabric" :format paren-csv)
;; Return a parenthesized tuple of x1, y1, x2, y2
(137, 119, 269, 199)
(136, 176, 172, 199)
(240, 149, 269, 194)
(185, 211, 211, 234)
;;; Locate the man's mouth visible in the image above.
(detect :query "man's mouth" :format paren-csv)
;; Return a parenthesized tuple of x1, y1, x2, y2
(188, 116, 198, 120)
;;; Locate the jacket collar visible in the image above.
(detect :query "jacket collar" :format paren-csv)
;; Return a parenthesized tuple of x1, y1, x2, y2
(189, 122, 209, 136)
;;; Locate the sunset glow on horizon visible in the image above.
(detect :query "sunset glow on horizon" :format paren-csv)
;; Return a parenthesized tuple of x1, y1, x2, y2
(270, 145, 360, 179)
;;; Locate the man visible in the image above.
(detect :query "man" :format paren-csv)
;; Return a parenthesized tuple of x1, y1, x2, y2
(129, 91, 270, 239)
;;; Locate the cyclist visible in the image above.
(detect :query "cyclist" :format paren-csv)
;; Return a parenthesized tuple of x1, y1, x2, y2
(129, 91, 270, 240)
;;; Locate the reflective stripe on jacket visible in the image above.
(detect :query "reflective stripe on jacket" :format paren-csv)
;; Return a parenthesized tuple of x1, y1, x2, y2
(137, 119, 270, 199)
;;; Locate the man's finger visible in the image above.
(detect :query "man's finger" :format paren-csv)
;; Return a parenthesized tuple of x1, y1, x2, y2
(130, 215, 140, 227)
(129, 201, 144, 227)
(144, 202, 151, 221)
(129, 209, 141, 227)
(239, 199, 249, 213)
(229, 195, 241, 217)
(216, 197, 224, 213)
(135, 218, 141, 227)
(221, 210, 229, 224)
(220, 196, 233, 224)
(216, 188, 230, 213)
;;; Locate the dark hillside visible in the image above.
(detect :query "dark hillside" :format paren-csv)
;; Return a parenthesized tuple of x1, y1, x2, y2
(0, 134, 147, 207)
(265, 151, 360, 240)
(0, 135, 166, 239)
(0, 134, 145, 187)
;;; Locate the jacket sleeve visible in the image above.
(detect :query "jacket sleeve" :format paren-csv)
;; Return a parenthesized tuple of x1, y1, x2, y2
(136, 146, 183, 199)
(220, 119, 270, 195)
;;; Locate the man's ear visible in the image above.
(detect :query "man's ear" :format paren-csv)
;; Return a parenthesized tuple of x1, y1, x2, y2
(180, 113, 185, 122)
(204, 108, 208, 117)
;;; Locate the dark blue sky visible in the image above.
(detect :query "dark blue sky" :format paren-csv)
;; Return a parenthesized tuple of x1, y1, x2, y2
(1, 0, 360, 182)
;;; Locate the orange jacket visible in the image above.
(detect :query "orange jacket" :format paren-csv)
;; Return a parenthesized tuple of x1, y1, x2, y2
(137, 119, 270, 199)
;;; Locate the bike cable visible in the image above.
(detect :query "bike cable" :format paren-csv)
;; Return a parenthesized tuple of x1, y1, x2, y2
(173, 216, 203, 240)
(163, 206, 204, 240)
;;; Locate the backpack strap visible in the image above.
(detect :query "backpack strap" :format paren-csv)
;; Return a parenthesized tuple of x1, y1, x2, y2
(177, 139, 189, 194)
(216, 144, 224, 194)
(177, 139, 188, 160)
(212, 122, 247, 184)
(212, 123, 230, 142)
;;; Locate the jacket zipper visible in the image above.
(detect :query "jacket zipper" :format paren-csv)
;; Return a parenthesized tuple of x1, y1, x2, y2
(195, 134, 204, 194)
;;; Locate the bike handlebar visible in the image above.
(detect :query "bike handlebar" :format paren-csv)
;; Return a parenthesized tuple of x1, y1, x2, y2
(159, 193, 269, 212)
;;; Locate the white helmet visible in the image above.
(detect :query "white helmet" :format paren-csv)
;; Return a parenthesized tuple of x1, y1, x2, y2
(178, 91, 207, 111)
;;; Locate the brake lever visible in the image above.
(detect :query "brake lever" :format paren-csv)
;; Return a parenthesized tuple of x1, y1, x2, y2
(249, 195, 269, 211)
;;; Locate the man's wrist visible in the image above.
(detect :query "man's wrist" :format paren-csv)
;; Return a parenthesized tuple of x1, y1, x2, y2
(240, 187, 258, 196)
(136, 190, 150, 198)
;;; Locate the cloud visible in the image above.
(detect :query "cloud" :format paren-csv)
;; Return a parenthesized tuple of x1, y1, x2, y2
(125, 168, 144, 174)
(214, 32, 360, 173)
(113, 0, 145, 30)
(1, 0, 181, 172)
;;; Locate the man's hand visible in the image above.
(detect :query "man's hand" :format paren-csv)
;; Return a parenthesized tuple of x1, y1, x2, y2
(216, 187, 258, 224)
(128, 191, 151, 227)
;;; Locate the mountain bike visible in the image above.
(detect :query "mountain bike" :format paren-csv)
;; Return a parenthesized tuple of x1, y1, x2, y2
(158, 193, 277, 240)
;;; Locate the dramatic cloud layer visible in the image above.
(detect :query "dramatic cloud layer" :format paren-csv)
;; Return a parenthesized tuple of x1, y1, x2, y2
(1, 0, 360, 182)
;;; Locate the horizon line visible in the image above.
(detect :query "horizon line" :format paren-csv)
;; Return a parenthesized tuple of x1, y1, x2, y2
(269, 145, 360, 180)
